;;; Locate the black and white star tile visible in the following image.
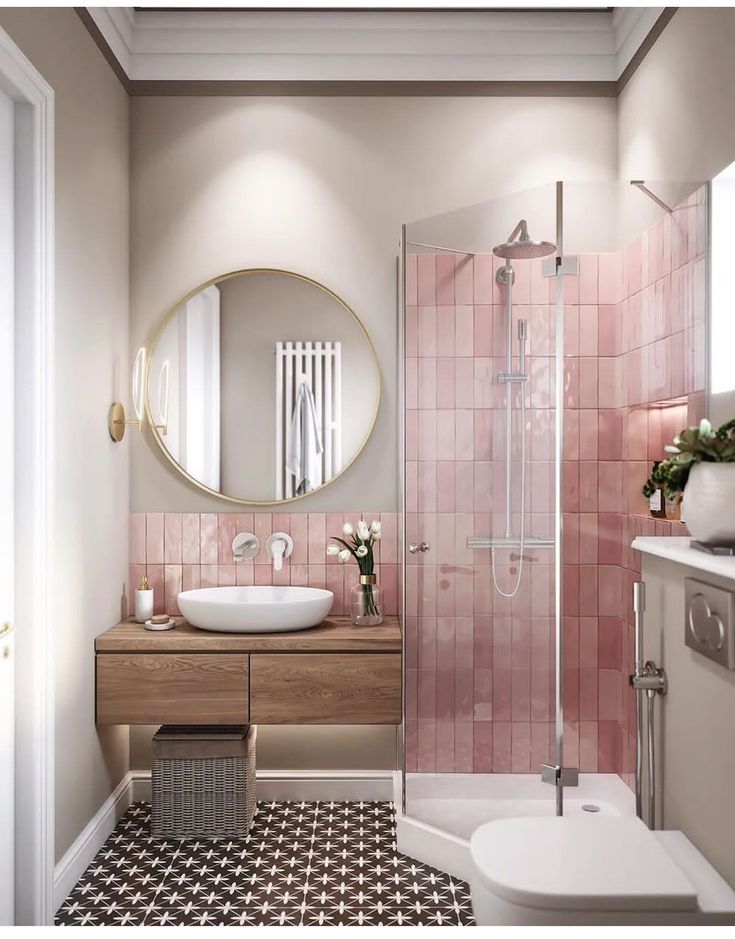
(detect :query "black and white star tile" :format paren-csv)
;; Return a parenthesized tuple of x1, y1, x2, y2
(55, 801, 475, 926)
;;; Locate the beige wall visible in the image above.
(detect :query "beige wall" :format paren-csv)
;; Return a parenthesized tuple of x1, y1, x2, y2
(0, 9, 130, 862)
(642, 555, 735, 887)
(130, 93, 618, 513)
(619, 8, 735, 183)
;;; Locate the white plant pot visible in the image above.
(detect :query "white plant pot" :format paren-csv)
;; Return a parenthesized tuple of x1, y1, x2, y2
(682, 463, 735, 544)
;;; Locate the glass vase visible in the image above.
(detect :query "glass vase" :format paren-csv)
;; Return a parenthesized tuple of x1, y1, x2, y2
(351, 575, 383, 626)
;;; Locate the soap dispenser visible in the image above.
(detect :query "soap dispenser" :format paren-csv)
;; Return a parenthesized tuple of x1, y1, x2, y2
(135, 573, 154, 623)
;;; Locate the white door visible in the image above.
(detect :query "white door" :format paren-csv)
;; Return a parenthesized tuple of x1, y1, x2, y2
(0, 85, 16, 926)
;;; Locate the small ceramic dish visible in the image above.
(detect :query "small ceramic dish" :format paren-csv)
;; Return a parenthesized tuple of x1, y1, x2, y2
(144, 617, 176, 631)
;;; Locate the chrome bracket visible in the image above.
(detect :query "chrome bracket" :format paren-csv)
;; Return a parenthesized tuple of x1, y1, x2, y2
(541, 763, 579, 788)
(630, 661, 667, 695)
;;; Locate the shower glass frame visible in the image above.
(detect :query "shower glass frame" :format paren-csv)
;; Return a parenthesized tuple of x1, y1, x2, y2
(398, 181, 567, 817)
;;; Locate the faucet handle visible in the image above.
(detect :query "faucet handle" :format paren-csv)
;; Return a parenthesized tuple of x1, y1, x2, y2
(266, 532, 294, 572)
(232, 531, 259, 562)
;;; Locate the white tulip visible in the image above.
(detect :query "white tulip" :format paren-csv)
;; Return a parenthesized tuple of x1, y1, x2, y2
(370, 520, 382, 533)
(326, 545, 340, 556)
(356, 545, 368, 557)
(372, 531, 382, 540)
(357, 521, 370, 541)
(338, 549, 351, 562)
(343, 522, 354, 536)
(699, 418, 714, 438)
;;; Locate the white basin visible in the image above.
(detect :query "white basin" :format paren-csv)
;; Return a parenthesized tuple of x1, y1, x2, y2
(177, 585, 334, 633)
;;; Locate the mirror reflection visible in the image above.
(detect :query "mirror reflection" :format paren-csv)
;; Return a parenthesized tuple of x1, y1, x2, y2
(147, 269, 380, 504)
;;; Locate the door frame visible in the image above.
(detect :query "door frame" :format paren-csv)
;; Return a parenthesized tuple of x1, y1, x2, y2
(0, 26, 55, 926)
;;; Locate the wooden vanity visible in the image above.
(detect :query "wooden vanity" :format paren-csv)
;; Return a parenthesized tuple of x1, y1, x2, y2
(95, 616, 402, 726)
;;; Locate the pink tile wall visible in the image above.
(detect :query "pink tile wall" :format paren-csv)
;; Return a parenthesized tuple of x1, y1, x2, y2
(129, 512, 399, 619)
(406, 249, 557, 775)
(404, 185, 707, 780)
(562, 185, 707, 783)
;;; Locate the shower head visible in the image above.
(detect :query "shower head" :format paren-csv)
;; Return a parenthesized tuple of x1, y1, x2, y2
(493, 219, 556, 260)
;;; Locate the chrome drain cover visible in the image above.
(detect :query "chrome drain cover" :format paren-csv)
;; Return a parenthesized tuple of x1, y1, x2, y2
(582, 803, 601, 813)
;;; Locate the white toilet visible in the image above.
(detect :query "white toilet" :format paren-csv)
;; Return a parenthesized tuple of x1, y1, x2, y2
(470, 816, 735, 925)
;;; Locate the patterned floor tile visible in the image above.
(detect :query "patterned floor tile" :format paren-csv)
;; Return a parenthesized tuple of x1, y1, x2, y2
(55, 800, 475, 926)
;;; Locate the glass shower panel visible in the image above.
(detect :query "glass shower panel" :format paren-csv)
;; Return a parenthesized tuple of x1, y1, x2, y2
(562, 180, 708, 786)
(401, 183, 563, 836)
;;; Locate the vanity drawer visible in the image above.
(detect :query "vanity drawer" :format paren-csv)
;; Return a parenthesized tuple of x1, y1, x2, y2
(250, 653, 401, 724)
(96, 653, 249, 725)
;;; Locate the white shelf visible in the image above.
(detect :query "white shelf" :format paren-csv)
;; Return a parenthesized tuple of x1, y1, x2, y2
(632, 536, 735, 582)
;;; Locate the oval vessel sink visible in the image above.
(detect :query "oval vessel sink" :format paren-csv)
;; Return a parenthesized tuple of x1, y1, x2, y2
(177, 585, 334, 633)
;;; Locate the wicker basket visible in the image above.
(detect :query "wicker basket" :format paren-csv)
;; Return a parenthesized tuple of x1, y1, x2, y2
(151, 724, 256, 839)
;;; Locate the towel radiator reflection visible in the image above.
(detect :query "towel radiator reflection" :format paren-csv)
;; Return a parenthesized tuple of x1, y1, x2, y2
(275, 340, 342, 499)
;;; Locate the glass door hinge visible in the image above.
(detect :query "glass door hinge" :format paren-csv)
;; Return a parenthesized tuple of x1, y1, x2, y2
(541, 764, 579, 787)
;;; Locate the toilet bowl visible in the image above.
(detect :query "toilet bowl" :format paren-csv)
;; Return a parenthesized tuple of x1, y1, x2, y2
(470, 816, 735, 925)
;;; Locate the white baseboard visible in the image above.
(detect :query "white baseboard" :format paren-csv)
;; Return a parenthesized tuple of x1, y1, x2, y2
(53, 771, 134, 911)
(131, 768, 397, 803)
(55, 768, 398, 910)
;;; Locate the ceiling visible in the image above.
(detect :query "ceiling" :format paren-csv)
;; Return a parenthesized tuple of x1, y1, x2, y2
(82, 5, 672, 93)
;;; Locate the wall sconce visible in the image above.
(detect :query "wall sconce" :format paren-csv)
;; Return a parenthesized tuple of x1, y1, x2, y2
(108, 347, 146, 442)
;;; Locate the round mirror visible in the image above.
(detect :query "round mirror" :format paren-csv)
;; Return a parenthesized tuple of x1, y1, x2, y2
(145, 269, 380, 505)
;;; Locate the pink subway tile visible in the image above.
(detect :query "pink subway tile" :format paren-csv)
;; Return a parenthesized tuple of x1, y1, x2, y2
(145, 513, 164, 564)
(511, 722, 531, 773)
(218, 514, 238, 564)
(200, 564, 219, 588)
(436, 306, 456, 358)
(289, 514, 309, 564)
(305, 512, 326, 565)
(417, 255, 436, 306)
(474, 721, 493, 773)
(492, 722, 512, 773)
(163, 514, 182, 564)
(418, 305, 437, 357)
(579, 254, 599, 304)
(182, 513, 200, 564)
(579, 721, 598, 772)
(435, 722, 455, 774)
(218, 564, 236, 587)
(418, 357, 437, 409)
(435, 254, 455, 305)
(454, 722, 474, 774)
(454, 255, 474, 305)
(164, 564, 182, 615)
(200, 513, 218, 564)
(436, 358, 455, 409)
(236, 563, 254, 586)
(473, 254, 494, 304)
(474, 305, 493, 357)
(455, 305, 474, 356)
(308, 564, 327, 590)
(182, 564, 201, 592)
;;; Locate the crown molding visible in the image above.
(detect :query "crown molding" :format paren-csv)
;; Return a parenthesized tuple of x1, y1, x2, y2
(79, 5, 675, 95)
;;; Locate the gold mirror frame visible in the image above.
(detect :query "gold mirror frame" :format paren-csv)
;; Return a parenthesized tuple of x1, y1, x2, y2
(144, 268, 381, 506)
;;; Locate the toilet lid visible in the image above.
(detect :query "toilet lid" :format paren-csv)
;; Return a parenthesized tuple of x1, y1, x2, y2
(470, 816, 698, 912)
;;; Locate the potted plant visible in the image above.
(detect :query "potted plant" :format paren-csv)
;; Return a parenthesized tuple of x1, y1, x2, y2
(643, 418, 735, 544)
(327, 519, 383, 625)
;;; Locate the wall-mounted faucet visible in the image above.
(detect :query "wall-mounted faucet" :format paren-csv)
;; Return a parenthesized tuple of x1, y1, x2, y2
(266, 532, 293, 572)
(232, 532, 259, 562)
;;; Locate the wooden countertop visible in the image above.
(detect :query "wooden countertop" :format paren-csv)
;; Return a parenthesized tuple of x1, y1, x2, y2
(95, 615, 402, 653)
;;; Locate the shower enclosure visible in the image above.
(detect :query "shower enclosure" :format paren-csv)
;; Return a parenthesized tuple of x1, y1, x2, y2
(397, 180, 709, 876)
